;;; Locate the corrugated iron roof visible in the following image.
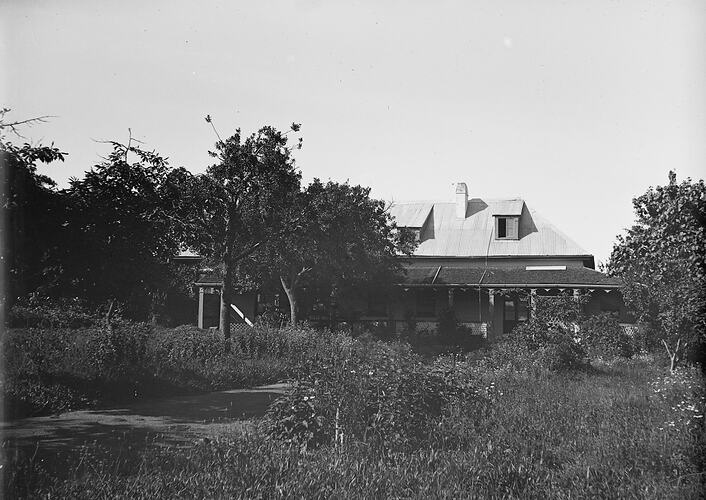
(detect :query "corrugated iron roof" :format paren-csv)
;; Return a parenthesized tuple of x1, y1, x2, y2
(389, 199, 589, 258)
(491, 199, 524, 216)
(400, 266, 621, 287)
(389, 202, 432, 228)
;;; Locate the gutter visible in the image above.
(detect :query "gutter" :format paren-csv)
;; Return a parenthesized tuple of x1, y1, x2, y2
(404, 254, 596, 261)
(395, 283, 622, 289)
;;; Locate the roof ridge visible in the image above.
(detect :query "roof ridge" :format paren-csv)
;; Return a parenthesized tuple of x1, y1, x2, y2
(392, 197, 523, 204)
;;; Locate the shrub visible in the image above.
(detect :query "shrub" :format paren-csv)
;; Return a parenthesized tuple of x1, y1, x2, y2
(8, 355, 703, 499)
(2, 321, 361, 419)
(438, 307, 464, 345)
(505, 319, 587, 371)
(262, 340, 460, 450)
(9, 295, 102, 329)
(580, 313, 635, 359)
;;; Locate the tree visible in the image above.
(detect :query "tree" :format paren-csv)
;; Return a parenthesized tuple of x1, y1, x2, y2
(62, 141, 191, 320)
(184, 122, 302, 336)
(254, 179, 416, 326)
(0, 108, 66, 315)
(608, 171, 706, 371)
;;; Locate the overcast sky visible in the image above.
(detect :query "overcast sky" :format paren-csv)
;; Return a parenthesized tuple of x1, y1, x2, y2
(2, 0, 705, 263)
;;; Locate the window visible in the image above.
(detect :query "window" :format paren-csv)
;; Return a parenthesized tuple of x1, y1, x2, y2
(496, 216, 519, 240)
(498, 217, 507, 238)
(416, 289, 436, 317)
(504, 299, 516, 321)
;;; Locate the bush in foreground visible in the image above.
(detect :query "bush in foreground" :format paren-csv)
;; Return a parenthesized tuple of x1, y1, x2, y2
(1, 322, 349, 419)
(262, 339, 465, 450)
(580, 313, 636, 359)
(5, 356, 704, 499)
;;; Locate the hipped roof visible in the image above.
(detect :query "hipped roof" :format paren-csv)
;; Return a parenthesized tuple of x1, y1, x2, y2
(390, 199, 590, 258)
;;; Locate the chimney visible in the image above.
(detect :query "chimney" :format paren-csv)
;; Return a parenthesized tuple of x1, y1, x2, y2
(455, 182, 468, 219)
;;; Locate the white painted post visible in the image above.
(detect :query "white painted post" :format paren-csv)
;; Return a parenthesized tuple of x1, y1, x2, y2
(198, 287, 205, 329)
(488, 289, 495, 338)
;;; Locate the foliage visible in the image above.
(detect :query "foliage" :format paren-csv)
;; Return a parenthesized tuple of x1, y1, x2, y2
(180, 123, 303, 335)
(5, 356, 704, 499)
(262, 340, 461, 450)
(649, 365, 705, 432)
(1, 109, 199, 324)
(579, 313, 636, 359)
(492, 292, 589, 371)
(253, 178, 417, 325)
(2, 321, 152, 418)
(608, 171, 706, 370)
(437, 307, 463, 345)
(531, 292, 586, 327)
(0, 109, 66, 312)
(1, 321, 360, 419)
(61, 142, 191, 319)
(495, 323, 587, 372)
(8, 294, 100, 329)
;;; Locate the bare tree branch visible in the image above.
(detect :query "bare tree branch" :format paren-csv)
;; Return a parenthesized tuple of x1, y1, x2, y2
(0, 109, 56, 140)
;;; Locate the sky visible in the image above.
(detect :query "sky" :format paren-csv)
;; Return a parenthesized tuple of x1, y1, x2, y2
(2, 0, 705, 264)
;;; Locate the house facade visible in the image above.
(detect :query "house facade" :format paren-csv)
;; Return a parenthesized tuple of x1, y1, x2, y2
(192, 182, 627, 337)
(370, 182, 626, 339)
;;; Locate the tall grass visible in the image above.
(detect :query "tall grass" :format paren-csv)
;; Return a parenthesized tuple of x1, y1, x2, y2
(4, 352, 704, 499)
(1, 322, 354, 419)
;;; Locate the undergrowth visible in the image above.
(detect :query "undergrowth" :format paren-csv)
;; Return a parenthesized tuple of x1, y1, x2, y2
(1, 322, 351, 419)
(4, 355, 703, 499)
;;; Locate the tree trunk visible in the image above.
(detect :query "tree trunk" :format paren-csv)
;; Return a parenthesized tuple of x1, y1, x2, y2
(220, 215, 235, 339)
(280, 275, 297, 326)
(662, 338, 681, 373)
(220, 261, 233, 339)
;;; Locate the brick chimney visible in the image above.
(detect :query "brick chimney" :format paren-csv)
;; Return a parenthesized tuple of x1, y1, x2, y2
(456, 182, 468, 219)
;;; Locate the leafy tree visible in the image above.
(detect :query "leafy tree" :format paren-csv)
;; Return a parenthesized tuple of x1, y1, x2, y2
(254, 179, 416, 325)
(608, 171, 705, 371)
(184, 122, 302, 336)
(0, 108, 66, 315)
(62, 141, 191, 320)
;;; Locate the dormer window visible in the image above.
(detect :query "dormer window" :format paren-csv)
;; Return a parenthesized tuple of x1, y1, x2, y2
(491, 199, 524, 240)
(496, 216, 519, 240)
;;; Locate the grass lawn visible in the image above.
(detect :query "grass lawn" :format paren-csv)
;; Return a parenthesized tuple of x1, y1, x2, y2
(4, 354, 704, 499)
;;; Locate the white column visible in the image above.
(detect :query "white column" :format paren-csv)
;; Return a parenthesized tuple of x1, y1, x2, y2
(487, 289, 495, 338)
(197, 287, 205, 329)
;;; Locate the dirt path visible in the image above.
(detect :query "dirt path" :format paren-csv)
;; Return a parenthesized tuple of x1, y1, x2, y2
(1, 384, 288, 469)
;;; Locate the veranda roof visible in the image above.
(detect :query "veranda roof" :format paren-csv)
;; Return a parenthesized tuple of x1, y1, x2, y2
(399, 265, 621, 289)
